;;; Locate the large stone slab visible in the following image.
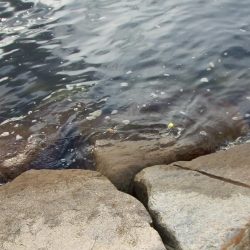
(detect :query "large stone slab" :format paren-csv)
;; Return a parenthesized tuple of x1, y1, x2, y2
(0, 170, 165, 250)
(94, 133, 244, 192)
(94, 137, 177, 192)
(134, 165, 250, 250)
(173, 143, 250, 187)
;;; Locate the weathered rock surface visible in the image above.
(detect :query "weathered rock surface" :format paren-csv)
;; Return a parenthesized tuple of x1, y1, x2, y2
(0, 137, 41, 182)
(0, 170, 165, 250)
(134, 154, 250, 249)
(94, 132, 246, 192)
(173, 143, 250, 188)
(94, 136, 178, 192)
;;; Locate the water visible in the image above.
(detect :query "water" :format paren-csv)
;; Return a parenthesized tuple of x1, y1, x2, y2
(1, 0, 250, 169)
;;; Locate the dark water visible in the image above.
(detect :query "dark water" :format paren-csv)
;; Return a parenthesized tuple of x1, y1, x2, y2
(1, 0, 250, 168)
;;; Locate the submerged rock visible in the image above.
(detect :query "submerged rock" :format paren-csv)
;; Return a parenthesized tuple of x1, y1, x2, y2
(134, 144, 250, 250)
(94, 93, 248, 192)
(94, 123, 246, 192)
(0, 170, 165, 250)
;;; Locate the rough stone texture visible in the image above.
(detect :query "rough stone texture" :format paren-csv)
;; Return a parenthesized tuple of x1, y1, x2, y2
(94, 132, 246, 192)
(0, 137, 40, 182)
(94, 136, 178, 192)
(134, 165, 250, 250)
(0, 170, 165, 250)
(174, 143, 250, 187)
(221, 226, 250, 250)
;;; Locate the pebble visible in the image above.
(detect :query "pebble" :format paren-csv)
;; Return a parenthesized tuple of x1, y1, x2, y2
(111, 110, 118, 115)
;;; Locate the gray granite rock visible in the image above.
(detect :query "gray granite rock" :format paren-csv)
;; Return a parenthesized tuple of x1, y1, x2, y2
(0, 170, 165, 250)
(134, 163, 250, 250)
(173, 143, 250, 187)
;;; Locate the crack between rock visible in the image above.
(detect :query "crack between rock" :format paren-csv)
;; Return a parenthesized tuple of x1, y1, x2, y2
(132, 181, 177, 250)
(173, 164, 250, 189)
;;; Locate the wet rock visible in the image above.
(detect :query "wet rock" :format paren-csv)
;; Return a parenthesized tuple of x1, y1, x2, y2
(0, 170, 165, 250)
(134, 147, 250, 250)
(0, 137, 41, 182)
(94, 124, 246, 192)
(94, 136, 177, 192)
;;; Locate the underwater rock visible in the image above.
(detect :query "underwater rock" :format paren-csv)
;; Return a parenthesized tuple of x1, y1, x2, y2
(94, 119, 247, 192)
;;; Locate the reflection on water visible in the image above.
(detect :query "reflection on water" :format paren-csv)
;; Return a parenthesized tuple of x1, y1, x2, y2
(0, 0, 250, 168)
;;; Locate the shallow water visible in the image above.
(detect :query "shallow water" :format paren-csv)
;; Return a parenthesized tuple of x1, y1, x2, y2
(1, 0, 250, 168)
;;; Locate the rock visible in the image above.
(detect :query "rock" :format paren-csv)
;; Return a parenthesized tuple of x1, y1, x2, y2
(173, 143, 250, 187)
(0, 170, 165, 250)
(94, 136, 177, 192)
(94, 128, 246, 192)
(134, 162, 250, 249)
(0, 136, 41, 182)
(94, 96, 248, 192)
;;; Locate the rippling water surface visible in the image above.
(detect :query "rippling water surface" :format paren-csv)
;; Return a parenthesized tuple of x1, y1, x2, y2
(1, 0, 250, 168)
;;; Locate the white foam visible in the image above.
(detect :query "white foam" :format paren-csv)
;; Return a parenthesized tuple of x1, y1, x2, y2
(200, 78, 209, 83)
(1, 115, 26, 125)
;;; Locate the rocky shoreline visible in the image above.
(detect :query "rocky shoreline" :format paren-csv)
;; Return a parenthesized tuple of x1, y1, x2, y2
(0, 136, 250, 249)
